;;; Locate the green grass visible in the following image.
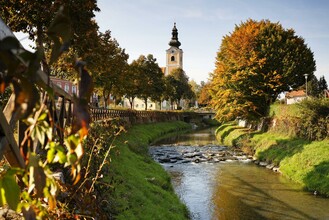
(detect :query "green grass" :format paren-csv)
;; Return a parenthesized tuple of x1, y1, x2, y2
(216, 122, 329, 196)
(249, 132, 308, 165)
(279, 139, 329, 195)
(105, 121, 191, 219)
(269, 103, 302, 118)
(216, 123, 256, 147)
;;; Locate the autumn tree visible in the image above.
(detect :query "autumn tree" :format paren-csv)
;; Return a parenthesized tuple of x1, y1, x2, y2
(198, 81, 212, 107)
(210, 19, 316, 122)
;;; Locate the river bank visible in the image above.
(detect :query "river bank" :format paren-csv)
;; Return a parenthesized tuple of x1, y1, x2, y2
(106, 121, 191, 219)
(150, 127, 329, 219)
(216, 123, 329, 197)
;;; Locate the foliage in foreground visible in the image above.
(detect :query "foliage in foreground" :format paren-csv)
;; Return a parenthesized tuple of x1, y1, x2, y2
(0, 7, 94, 218)
(210, 19, 316, 122)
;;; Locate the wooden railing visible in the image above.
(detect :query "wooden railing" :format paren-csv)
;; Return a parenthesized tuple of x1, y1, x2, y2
(90, 108, 183, 124)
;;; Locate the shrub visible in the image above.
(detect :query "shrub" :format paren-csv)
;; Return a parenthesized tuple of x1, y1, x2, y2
(297, 98, 329, 141)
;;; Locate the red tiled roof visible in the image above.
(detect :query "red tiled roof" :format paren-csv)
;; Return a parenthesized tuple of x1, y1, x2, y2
(285, 90, 306, 98)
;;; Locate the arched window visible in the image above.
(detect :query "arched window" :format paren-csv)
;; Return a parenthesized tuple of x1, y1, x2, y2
(171, 56, 175, 61)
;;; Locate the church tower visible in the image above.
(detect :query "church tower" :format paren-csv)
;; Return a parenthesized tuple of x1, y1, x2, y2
(166, 23, 183, 75)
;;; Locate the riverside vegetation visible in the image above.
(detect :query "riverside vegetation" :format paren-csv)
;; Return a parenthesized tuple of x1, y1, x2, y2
(74, 120, 191, 219)
(216, 98, 329, 196)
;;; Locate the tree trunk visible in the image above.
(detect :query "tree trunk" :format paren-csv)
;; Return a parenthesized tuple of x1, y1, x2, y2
(144, 98, 148, 110)
(129, 97, 134, 109)
(176, 99, 180, 110)
(103, 90, 109, 108)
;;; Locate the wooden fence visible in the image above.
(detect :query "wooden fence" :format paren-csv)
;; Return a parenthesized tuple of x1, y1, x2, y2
(90, 108, 182, 124)
(0, 18, 74, 169)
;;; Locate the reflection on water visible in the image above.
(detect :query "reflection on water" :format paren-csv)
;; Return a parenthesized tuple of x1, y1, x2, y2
(156, 127, 218, 146)
(153, 128, 329, 220)
(213, 163, 329, 220)
(165, 163, 219, 220)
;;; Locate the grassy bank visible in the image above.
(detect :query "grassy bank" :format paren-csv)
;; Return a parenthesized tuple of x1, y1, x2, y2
(216, 123, 329, 196)
(105, 121, 191, 219)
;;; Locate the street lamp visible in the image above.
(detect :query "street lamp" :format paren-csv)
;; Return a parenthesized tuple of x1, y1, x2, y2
(304, 74, 308, 97)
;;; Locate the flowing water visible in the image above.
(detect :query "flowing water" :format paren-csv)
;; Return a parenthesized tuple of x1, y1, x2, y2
(149, 128, 329, 220)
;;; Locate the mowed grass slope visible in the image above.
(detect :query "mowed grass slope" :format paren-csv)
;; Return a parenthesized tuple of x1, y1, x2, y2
(105, 121, 191, 219)
(216, 119, 329, 196)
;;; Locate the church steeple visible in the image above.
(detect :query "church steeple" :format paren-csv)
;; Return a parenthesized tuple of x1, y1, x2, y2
(166, 23, 183, 75)
(169, 22, 181, 48)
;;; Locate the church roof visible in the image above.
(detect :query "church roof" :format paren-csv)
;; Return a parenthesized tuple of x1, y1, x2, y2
(169, 23, 181, 48)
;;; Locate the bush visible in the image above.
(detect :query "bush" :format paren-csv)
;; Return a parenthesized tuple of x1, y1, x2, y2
(297, 98, 329, 141)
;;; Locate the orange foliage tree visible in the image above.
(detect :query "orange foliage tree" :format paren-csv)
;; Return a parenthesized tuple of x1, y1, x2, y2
(210, 19, 316, 122)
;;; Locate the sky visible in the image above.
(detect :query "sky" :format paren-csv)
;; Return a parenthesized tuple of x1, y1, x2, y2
(14, 0, 329, 84)
(95, 0, 329, 84)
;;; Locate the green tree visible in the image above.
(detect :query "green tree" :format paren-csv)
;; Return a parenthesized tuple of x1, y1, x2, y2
(307, 75, 321, 97)
(210, 19, 316, 122)
(188, 80, 200, 108)
(134, 55, 165, 110)
(123, 63, 141, 109)
(319, 75, 328, 92)
(165, 68, 193, 109)
(93, 31, 128, 107)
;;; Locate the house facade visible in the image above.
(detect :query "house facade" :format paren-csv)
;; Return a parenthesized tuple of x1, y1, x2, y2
(285, 90, 307, 104)
(50, 76, 77, 96)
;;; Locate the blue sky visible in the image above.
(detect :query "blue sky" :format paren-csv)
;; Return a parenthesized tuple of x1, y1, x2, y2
(96, 0, 329, 84)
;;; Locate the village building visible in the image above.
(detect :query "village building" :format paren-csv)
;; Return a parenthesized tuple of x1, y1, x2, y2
(51, 77, 99, 107)
(123, 23, 184, 110)
(285, 90, 307, 104)
(50, 76, 77, 96)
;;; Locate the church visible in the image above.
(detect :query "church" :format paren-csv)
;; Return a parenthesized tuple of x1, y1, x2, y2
(123, 23, 184, 110)
(164, 23, 183, 76)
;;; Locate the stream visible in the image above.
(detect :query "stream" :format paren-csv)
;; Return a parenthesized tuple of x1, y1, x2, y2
(149, 128, 329, 220)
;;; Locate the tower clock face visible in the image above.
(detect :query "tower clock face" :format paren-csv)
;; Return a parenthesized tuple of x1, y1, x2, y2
(171, 50, 175, 54)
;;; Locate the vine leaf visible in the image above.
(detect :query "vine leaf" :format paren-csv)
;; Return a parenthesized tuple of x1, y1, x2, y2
(12, 79, 40, 118)
(0, 172, 20, 210)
